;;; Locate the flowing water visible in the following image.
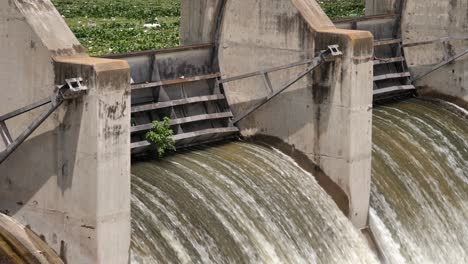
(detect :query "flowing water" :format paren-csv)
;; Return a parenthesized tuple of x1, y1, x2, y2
(370, 98, 468, 264)
(130, 97, 467, 263)
(131, 142, 377, 264)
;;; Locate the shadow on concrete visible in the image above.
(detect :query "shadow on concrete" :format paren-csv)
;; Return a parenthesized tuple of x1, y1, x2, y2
(227, 78, 334, 149)
(0, 99, 83, 216)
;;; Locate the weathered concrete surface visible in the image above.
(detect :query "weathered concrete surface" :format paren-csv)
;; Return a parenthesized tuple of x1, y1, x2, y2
(181, 0, 223, 45)
(0, 1, 131, 263)
(365, 0, 398, 15)
(218, 0, 373, 228)
(290, 0, 335, 30)
(401, 0, 468, 103)
(10, 0, 86, 56)
(0, 213, 63, 263)
(313, 29, 374, 228)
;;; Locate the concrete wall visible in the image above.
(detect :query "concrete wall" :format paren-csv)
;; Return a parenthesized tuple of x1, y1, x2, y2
(365, 0, 398, 15)
(180, 0, 223, 45)
(401, 0, 468, 104)
(217, 0, 374, 228)
(0, 1, 131, 263)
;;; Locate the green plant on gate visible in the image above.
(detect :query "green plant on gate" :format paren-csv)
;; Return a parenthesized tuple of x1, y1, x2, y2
(145, 117, 176, 157)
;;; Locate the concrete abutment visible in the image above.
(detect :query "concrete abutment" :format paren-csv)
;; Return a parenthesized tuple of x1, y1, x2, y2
(0, 0, 131, 263)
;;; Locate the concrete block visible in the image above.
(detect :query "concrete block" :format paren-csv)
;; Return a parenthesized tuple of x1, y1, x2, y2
(0, 1, 131, 263)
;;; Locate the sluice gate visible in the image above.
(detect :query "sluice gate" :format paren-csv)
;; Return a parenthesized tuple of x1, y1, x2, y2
(335, 14, 416, 101)
(105, 45, 342, 154)
(104, 44, 239, 154)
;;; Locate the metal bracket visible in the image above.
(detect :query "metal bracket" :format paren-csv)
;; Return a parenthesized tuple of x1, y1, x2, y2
(322, 45, 343, 62)
(56, 78, 88, 100)
(0, 77, 87, 164)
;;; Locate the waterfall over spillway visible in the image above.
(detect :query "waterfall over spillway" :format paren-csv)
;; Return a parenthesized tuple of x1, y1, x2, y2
(370, 98, 468, 264)
(131, 142, 377, 264)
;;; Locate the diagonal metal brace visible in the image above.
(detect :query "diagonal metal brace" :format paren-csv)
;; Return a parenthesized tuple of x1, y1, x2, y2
(0, 78, 87, 164)
(411, 48, 468, 83)
(231, 45, 342, 124)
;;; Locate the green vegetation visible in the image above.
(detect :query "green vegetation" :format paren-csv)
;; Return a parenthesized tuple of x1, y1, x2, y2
(145, 117, 176, 157)
(52, 0, 364, 56)
(52, 0, 180, 55)
(319, 0, 365, 20)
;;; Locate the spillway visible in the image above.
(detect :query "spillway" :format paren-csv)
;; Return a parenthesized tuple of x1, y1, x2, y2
(131, 142, 377, 263)
(370, 98, 468, 263)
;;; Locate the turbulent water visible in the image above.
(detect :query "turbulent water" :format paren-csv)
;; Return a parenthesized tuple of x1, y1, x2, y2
(370, 98, 468, 264)
(131, 142, 377, 263)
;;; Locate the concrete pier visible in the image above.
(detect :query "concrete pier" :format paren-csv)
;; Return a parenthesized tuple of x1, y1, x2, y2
(0, 1, 131, 263)
(181, 0, 374, 228)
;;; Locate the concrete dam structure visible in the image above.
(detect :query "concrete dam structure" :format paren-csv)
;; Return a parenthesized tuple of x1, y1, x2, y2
(0, 0, 466, 263)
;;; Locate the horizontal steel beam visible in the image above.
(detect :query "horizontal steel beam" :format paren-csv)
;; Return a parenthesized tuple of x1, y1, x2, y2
(131, 127, 239, 149)
(333, 13, 398, 25)
(100, 43, 214, 59)
(131, 94, 225, 113)
(374, 72, 411, 81)
(132, 73, 220, 90)
(374, 56, 405, 65)
(374, 85, 415, 96)
(374, 38, 401, 47)
(131, 112, 233, 133)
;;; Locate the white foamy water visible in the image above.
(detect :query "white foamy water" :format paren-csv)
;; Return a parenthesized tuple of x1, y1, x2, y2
(371, 98, 468, 264)
(131, 142, 377, 263)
